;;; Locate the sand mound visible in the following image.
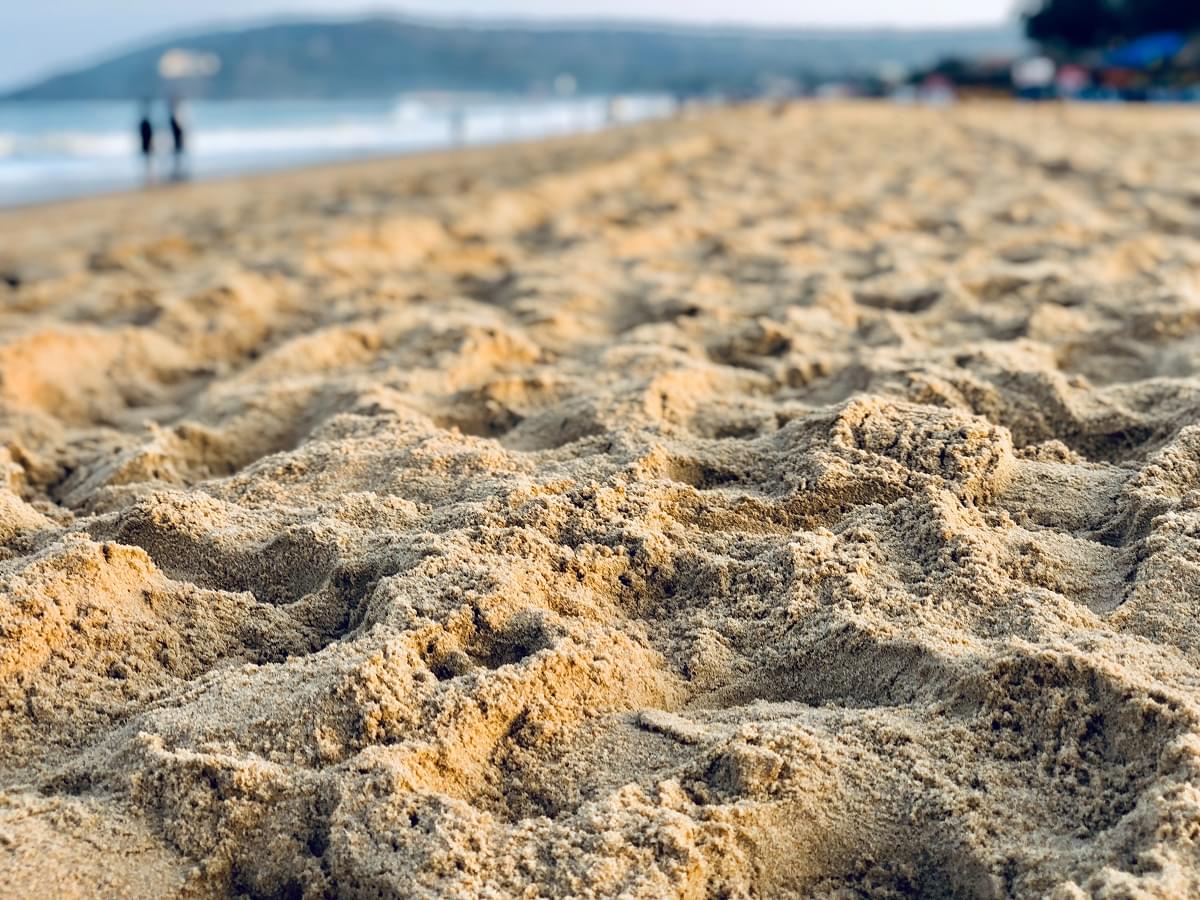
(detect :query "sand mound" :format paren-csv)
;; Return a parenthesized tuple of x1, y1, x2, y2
(3, 104, 1200, 897)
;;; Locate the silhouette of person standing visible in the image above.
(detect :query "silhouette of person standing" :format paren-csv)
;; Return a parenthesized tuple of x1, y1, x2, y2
(168, 98, 188, 181)
(138, 100, 155, 185)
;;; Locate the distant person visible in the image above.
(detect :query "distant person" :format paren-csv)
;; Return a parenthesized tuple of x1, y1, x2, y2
(168, 98, 188, 181)
(138, 101, 155, 185)
(449, 105, 466, 147)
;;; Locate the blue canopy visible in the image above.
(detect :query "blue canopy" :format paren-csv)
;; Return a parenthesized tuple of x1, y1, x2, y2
(1105, 32, 1186, 69)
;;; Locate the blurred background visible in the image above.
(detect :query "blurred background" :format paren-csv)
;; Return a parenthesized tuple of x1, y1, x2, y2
(1, 1, 1196, 205)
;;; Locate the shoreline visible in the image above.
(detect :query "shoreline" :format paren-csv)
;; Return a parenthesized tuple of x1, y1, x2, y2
(0, 93, 679, 209)
(0, 110, 692, 218)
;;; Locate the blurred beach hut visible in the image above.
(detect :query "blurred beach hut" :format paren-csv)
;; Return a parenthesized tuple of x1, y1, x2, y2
(1055, 64, 1090, 97)
(1088, 33, 1195, 101)
(157, 47, 222, 98)
(917, 73, 955, 105)
(1012, 56, 1056, 99)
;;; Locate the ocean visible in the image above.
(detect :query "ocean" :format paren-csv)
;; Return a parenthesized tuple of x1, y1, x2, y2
(0, 94, 676, 206)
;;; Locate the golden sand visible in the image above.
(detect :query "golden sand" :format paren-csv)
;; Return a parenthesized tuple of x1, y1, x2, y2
(2, 103, 1200, 897)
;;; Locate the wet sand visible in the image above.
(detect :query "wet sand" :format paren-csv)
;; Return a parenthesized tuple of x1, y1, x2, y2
(2, 103, 1200, 897)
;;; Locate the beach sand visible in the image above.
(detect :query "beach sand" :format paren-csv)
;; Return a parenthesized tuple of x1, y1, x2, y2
(2, 103, 1200, 897)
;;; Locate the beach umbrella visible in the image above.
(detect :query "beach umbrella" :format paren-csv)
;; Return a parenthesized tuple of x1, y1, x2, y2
(1104, 32, 1186, 69)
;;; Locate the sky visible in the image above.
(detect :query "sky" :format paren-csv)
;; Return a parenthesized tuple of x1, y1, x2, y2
(0, 1, 1017, 91)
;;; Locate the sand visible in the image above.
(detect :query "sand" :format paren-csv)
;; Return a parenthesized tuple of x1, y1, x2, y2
(1, 102, 1200, 897)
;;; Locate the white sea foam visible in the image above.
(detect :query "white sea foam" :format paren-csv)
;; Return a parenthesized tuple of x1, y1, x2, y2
(0, 94, 676, 204)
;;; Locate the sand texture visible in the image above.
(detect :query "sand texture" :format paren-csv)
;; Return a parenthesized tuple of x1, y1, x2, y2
(3, 103, 1200, 897)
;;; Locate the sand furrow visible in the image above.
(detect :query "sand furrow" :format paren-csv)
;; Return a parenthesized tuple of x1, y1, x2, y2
(3, 104, 1200, 897)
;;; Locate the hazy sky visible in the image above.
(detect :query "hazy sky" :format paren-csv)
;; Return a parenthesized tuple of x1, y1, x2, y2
(1, 1, 1017, 90)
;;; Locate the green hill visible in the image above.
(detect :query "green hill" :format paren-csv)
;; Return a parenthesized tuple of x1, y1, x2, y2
(2, 16, 1025, 101)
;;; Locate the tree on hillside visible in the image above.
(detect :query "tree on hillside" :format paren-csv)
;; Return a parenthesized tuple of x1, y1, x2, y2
(1025, 0, 1118, 50)
(1025, 0, 1200, 50)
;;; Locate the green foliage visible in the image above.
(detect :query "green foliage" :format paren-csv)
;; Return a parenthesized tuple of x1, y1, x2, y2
(1025, 0, 1200, 50)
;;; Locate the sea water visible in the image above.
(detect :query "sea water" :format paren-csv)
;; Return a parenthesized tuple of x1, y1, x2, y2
(0, 94, 676, 206)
